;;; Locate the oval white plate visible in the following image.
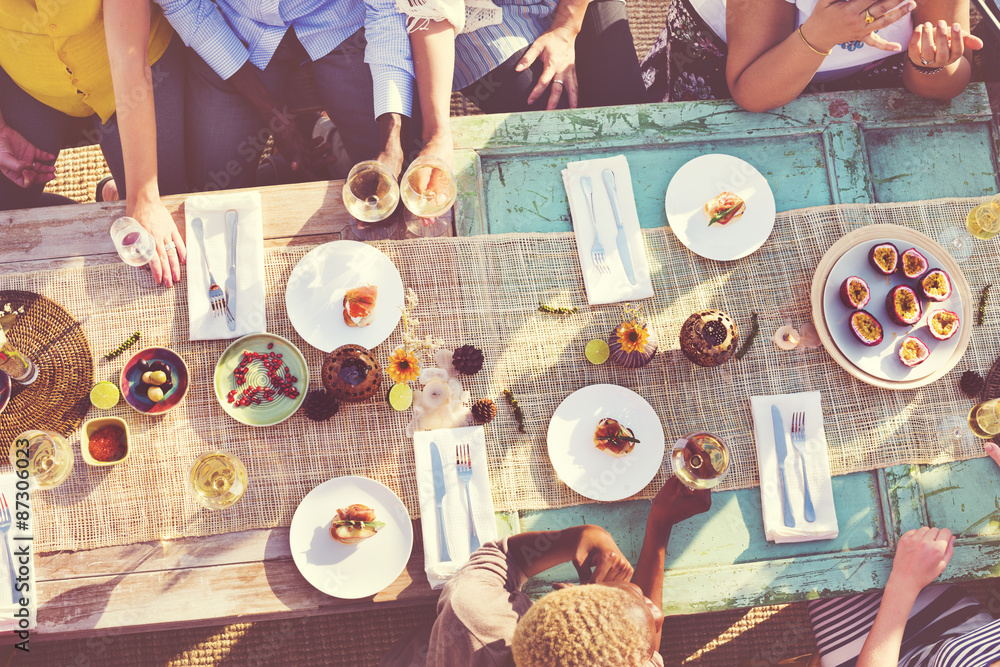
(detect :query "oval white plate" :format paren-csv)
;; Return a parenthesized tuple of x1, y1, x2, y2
(289, 475, 413, 599)
(665, 154, 776, 261)
(285, 241, 405, 353)
(547, 384, 665, 502)
(823, 237, 964, 382)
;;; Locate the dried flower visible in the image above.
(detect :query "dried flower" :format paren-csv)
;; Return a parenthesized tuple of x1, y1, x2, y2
(615, 320, 649, 354)
(105, 331, 142, 360)
(502, 389, 526, 434)
(538, 304, 578, 315)
(398, 289, 442, 358)
(386, 347, 421, 384)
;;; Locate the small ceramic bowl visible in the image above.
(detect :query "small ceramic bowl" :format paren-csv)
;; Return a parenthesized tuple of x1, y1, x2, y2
(81, 417, 130, 466)
(120, 347, 189, 415)
(0, 370, 10, 416)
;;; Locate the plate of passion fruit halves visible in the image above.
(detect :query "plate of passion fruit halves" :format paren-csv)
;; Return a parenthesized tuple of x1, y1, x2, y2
(811, 225, 973, 390)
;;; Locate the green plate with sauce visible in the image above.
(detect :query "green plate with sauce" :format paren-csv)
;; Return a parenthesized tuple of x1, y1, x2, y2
(214, 333, 309, 427)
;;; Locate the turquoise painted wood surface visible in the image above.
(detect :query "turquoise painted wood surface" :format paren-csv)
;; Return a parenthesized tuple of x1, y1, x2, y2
(450, 85, 1000, 612)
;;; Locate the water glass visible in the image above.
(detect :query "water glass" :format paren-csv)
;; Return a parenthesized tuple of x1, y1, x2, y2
(188, 450, 248, 510)
(10, 431, 74, 490)
(0, 327, 38, 385)
(670, 432, 730, 490)
(110, 217, 155, 267)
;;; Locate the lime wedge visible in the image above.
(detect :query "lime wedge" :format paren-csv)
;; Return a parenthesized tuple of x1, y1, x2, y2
(90, 381, 120, 409)
(389, 383, 413, 411)
(585, 339, 610, 365)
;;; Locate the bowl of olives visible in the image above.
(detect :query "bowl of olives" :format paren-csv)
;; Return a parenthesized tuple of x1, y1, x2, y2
(119, 347, 189, 415)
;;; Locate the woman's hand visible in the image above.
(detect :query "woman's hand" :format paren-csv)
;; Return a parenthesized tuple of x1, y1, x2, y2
(800, 0, 915, 54)
(0, 124, 56, 188)
(886, 526, 954, 592)
(516, 27, 579, 110)
(650, 476, 712, 527)
(572, 525, 633, 584)
(131, 196, 186, 288)
(986, 441, 1000, 468)
(907, 20, 982, 69)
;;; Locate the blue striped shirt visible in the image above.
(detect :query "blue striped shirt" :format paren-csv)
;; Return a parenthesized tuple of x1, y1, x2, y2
(155, 0, 414, 117)
(452, 0, 557, 90)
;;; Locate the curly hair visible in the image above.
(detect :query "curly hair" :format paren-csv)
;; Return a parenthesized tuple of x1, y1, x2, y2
(511, 584, 654, 666)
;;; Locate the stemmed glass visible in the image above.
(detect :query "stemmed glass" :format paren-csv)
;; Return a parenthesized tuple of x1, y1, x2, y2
(10, 431, 74, 489)
(342, 160, 400, 241)
(188, 450, 248, 510)
(937, 194, 1000, 263)
(670, 431, 730, 490)
(401, 155, 457, 238)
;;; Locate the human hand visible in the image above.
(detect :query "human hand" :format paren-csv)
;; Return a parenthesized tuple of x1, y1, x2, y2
(651, 477, 712, 526)
(270, 114, 334, 180)
(985, 441, 1000, 469)
(132, 197, 186, 288)
(907, 21, 983, 69)
(887, 526, 954, 592)
(0, 124, 56, 188)
(802, 0, 915, 54)
(572, 525, 634, 584)
(516, 27, 578, 109)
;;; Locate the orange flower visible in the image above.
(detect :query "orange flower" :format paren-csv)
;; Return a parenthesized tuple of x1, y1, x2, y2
(616, 321, 649, 354)
(387, 347, 420, 384)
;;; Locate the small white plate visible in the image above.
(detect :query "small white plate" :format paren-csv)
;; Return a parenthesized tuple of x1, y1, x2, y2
(665, 154, 776, 261)
(823, 238, 964, 382)
(547, 384, 665, 502)
(285, 241, 405, 353)
(289, 475, 413, 599)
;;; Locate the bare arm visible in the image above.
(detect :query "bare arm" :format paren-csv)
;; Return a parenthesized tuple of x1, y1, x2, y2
(104, 0, 185, 287)
(507, 525, 633, 583)
(902, 0, 982, 100)
(410, 21, 456, 169)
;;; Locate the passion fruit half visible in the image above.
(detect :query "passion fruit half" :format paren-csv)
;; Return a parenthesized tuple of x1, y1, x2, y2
(868, 242, 899, 275)
(920, 269, 952, 302)
(850, 310, 884, 346)
(839, 276, 871, 309)
(900, 248, 929, 280)
(898, 336, 930, 367)
(886, 284, 922, 326)
(928, 309, 961, 341)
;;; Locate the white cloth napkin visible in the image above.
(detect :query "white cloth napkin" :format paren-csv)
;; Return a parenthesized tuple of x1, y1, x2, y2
(0, 473, 32, 632)
(561, 155, 654, 305)
(185, 192, 266, 341)
(750, 392, 839, 543)
(413, 426, 498, 589)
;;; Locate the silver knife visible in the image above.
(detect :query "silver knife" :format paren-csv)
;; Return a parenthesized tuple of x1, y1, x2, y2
(430, 442, 451, 562)
(224, 209, 238, 331)
(771, 406, 796, 528)
(601, 169, 637, 286)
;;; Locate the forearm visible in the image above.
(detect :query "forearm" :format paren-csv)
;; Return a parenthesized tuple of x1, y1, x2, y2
(857, 582, 919, 666)
(729, 28, 826, 112)
(508, 526, 591, 579)
(549, 0, 589, 39)
(632, 513, 673, 648)
(903, 55, 972, 100)
(227, 62, 290, 125)
(410, 22, 454, 143)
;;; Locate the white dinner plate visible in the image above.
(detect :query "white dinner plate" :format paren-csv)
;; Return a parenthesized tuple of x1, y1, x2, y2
(665, 154, 776, 261)
(546, 384, 665, 502)
(289, 475, 413, 599)
(822, 237, 964, 382)
(285, 241, 405, 353)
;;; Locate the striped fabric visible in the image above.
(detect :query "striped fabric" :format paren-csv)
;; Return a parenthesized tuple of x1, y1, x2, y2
(155, 0, 414, 118)
(809, 585, 1000, 667)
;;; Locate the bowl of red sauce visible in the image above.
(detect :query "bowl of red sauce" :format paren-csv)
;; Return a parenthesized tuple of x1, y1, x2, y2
(81, 417, 130, 466)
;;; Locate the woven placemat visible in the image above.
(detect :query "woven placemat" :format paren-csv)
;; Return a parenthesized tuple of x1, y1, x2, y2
(0, 291, 93, 457)
(44, 143, 111, 204)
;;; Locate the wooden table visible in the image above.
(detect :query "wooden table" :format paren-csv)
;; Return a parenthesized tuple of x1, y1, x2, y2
(6, 84, 1000, 640)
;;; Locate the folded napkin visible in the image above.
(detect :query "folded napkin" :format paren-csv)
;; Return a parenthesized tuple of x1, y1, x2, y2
(185, 192, 266, 341)
(562, 155, 654, 305)
(750, 392, 839, 543)
(0, 473, 32, 632)
(414, 426, 498, 589)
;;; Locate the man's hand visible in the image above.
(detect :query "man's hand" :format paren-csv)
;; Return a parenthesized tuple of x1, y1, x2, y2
(516, 27, 579, 109)
(0, 124, 56, 188)
(132, 196, 186, 288)
(375, 113, 406, 180)
(886, 526, 954, 593)
(651, 476, 712, 526)
(572, 525, 633, 584)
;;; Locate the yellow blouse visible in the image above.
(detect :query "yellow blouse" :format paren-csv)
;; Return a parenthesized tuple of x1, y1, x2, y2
(0, 1, 173, 123)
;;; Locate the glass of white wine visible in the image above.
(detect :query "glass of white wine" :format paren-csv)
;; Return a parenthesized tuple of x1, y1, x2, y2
(965, 195, 1000, 240)
(342, 160, 400, 241)
(968, 398, 1000, 439)
(188, 450, 248, 510)
(10, 430, 74, 490)
(401, 155, 457, 238)
(670, 432, 730, 490)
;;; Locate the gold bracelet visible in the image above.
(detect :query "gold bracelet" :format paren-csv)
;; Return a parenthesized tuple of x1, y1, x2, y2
(797, 26, 832, 57)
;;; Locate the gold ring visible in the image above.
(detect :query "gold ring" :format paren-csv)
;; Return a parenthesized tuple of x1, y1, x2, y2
(865, 9, 875, 23)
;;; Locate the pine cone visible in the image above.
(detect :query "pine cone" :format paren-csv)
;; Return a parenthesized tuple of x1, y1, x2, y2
(304, 389, 340, 422)
(471, 398, 496, 424)
(452, 344, 484, 375)
(960, 370, 985, 399)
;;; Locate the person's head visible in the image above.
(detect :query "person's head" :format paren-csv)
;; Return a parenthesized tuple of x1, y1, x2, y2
(511, 583, 658, 666)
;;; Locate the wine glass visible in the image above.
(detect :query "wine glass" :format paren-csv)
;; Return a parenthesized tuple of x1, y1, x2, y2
(938, 194, 1000, 263)
(401, 155, 457, 238)
(670, 432, 730, 490)
(342, 160, 400, 241)
(10, 430, 74, 490)
(110, 217, 156, 267)
(188, 450, 248, 510)
(968, 398, 1000, 439)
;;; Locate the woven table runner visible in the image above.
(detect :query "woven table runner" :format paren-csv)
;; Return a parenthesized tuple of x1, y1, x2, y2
(5, 196, 998, 553)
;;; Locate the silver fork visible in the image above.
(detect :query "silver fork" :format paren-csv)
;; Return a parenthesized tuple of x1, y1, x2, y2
(790, 412, 816, 523)
(580, 176, 609, 275)
(456, 443, 480, 552)
(0, 494, 18, 603)
(191, 217, 229, 318)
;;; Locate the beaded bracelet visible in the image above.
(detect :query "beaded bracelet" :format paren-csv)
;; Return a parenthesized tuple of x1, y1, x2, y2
(797, 26, 832, 56)
(908, 59, 944, 75)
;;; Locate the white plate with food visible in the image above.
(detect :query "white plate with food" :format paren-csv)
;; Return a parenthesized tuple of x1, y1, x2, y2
(285, 241, 405, 353)
(665, 154, 776, 262)
(289, 475, 413, 599)
(811, 224, 973, 390)
(547, 384, 665, 502)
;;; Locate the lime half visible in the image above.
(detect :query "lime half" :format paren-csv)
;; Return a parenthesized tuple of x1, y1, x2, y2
(389, 383, 413, 411)
(585, 339, 610, 365)
(90, 381, 120, 409)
